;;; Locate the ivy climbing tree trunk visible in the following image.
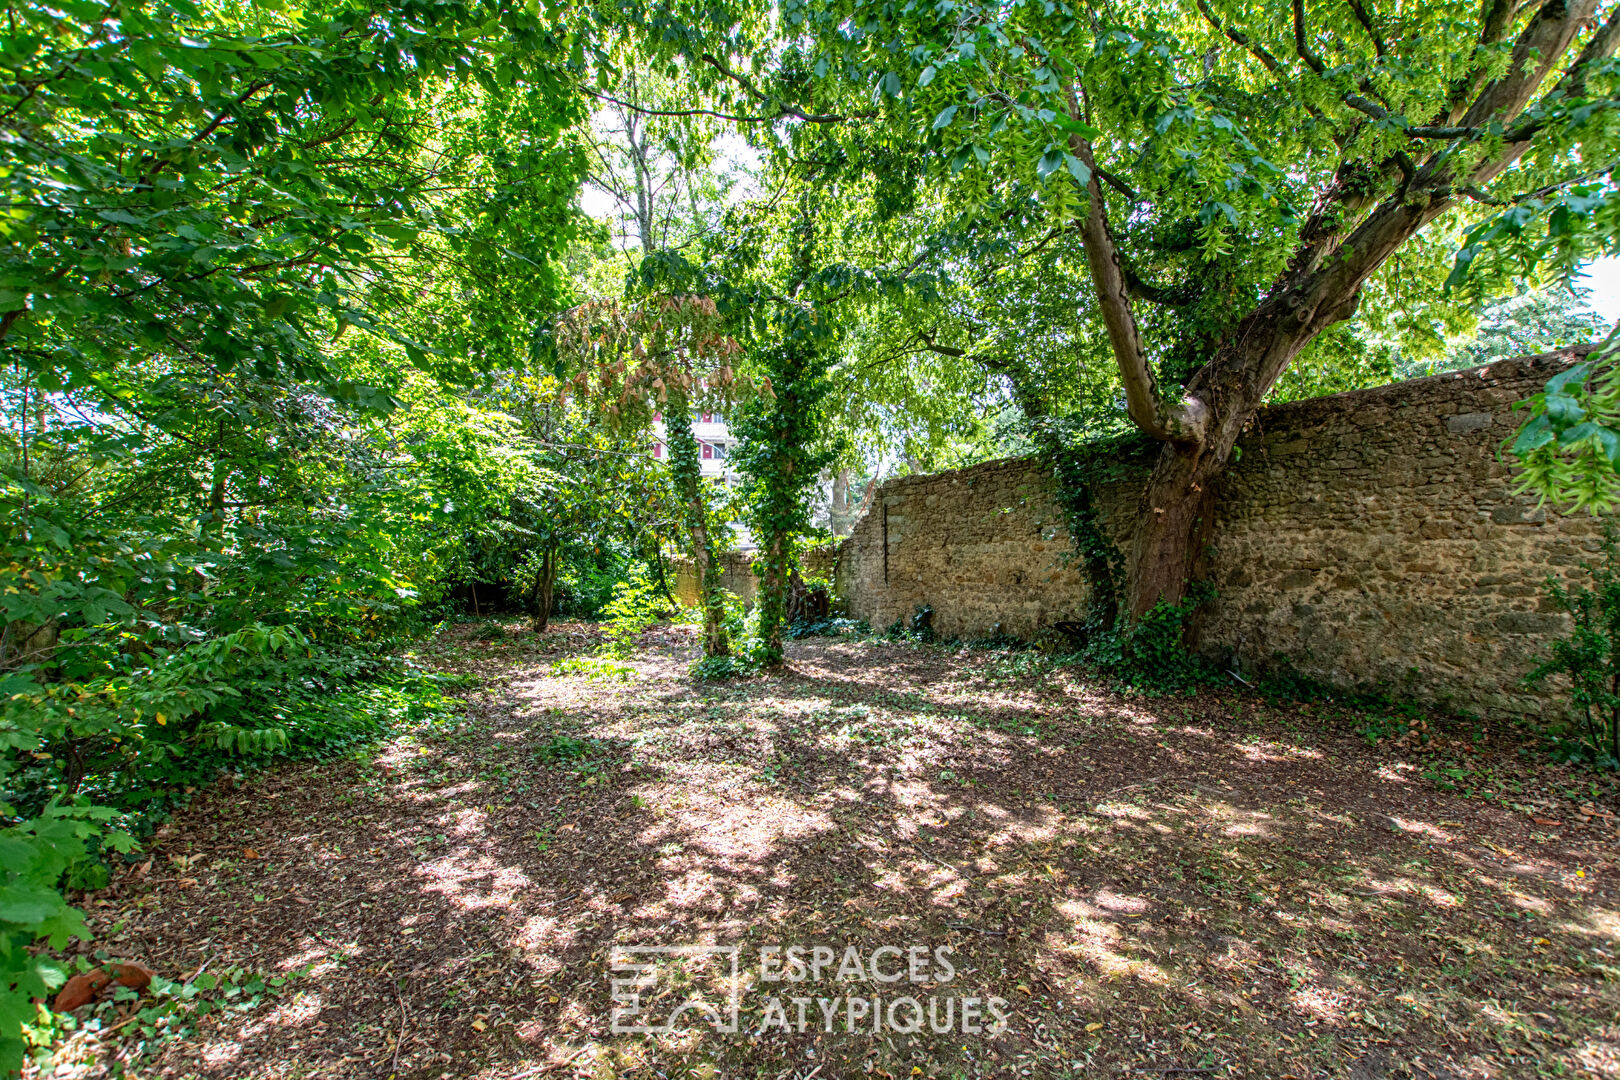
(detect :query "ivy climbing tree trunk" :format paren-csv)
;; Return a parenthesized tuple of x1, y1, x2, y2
(665, 399, 729, 657)
(735, 329, 835, 665)
(733, 192, 836, 667)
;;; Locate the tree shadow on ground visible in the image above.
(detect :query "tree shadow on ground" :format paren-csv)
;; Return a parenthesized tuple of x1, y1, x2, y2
(55, 625, 1620, 1080)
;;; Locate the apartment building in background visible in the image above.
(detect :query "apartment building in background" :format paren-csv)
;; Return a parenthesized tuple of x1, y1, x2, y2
(651, 412, 752, 548)
(649, 411, 741, 485)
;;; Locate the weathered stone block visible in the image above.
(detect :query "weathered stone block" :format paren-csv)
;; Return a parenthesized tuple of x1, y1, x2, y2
(1447, 412, 1493, 434)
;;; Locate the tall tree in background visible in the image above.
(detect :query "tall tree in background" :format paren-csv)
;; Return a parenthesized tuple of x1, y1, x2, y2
(584, 68, 746, 258)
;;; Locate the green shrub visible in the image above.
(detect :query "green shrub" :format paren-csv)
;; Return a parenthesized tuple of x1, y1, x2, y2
(538, 733, 599, 762)
(0, 803, 136, 1071)
(691, 655, 751, 681)
(787, 616, 869, 639)
(473, 621, 509, 641)
(598, 568, 675, 659)
(549, 657, 635, 681)
(1526, 528, 1620, 769)
(884, 605, 937, 643)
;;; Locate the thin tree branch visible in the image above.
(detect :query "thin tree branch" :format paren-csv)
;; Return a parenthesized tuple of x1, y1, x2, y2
(1344, 0, 1388, 57)
(697, 53, 874, 124)
(1195, 0, 1284, 72)
(1292, 0, 1328, 73)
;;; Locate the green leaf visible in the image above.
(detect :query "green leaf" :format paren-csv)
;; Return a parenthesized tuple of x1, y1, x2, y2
(1545, 393, 1585, 426)
(931, 104, 958, 129)
(1545, 362, 1592, 396)
(1512, 415, 1555, 454)
(1063, 153, 1090, 188)
(1051, 114, 1102, 139)
(0, 884, 66, 926)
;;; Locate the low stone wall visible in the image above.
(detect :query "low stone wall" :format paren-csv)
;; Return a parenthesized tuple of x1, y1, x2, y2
(668, 543, 839, 609)
(671, 551, 758, 607)
(836, 348, 1602, 720)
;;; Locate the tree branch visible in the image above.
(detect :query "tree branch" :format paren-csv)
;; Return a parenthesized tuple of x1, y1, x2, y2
(1292, 0, 1328, 73)
(1467, 0, 1614, 186)
(579, 85, 786, 124)
(1344, 0, 1388, 56)
(1446, 0, 1522, 118)
(1195, 0, 1284, 72)
(698, 53, 873, 124)
(1067, 128, 1207, 445)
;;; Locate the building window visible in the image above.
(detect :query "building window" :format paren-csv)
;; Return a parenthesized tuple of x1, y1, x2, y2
(713, 442, 727, 459)
(701, 443, 712, 460)
(653, 443, 662, 459)
(700, 412, 712, 424)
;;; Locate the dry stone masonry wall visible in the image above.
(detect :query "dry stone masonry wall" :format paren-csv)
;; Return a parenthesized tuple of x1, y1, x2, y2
(836, 349, 1603, 720)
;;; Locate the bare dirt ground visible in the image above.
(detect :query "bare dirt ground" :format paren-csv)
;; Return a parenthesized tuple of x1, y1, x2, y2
(40, 621, 1620, 1079)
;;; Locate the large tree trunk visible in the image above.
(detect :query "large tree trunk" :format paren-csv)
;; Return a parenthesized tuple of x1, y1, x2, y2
(755, 531, 788, 664)
(1122, 320, 1330, 617)
(1127, 437, 1229, 618)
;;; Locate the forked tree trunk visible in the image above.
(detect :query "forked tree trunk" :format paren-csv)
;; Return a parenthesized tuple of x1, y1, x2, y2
(1127, 439, 1225, 618)
(1063, 0, 1617, 622)
(531, 541, 558, 633)
(1122, 331, 1310, 617)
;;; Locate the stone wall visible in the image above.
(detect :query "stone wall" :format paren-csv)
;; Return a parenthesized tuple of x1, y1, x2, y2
(670, 544, 839, 609)
(671, 551, 759, 608)
(836, 348, 1603, 719)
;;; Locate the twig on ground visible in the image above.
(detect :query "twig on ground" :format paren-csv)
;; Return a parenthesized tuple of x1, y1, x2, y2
(509, 1043, 593, 1078)
(947, 922, 1009, 936)
(389, 980, 407, 1079)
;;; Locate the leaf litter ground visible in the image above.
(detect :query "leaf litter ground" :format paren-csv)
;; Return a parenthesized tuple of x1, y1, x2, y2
(39, 621, 1620, 1079)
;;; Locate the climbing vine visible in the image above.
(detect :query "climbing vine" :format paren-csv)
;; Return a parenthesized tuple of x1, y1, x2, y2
(1036, 419, 1219, 691)
(664, 399, 731, 656)
(732, 320, 837, 666)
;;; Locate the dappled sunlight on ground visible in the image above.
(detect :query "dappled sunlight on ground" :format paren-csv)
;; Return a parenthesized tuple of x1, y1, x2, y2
(47, 621, 1620, 1079)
